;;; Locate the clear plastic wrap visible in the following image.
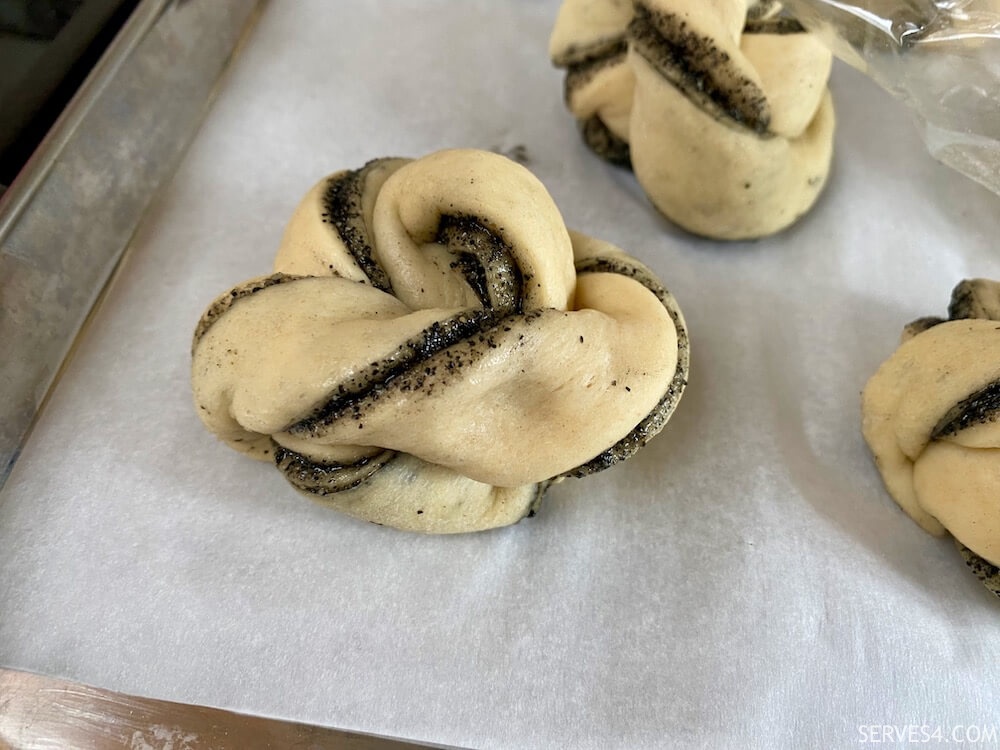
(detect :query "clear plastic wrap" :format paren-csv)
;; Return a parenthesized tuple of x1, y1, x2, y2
(784, 0, 1000, 195)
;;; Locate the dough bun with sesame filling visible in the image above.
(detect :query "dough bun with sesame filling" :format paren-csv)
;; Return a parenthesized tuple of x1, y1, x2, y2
(550, 0, 835, 240)
(862, 279, 1000, 597)
(192, 149, 689, 533)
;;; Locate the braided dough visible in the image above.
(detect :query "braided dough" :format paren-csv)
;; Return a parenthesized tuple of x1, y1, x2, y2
(192, 149, 689, 533)
(550, 0, 835, 240)
(862, 280, 1000, 597)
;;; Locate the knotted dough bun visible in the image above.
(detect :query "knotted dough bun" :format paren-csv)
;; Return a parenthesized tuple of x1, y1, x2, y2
(862, 279, 1000, 597)
(192, 149, 689, 533)
(550, 0, 835, 240)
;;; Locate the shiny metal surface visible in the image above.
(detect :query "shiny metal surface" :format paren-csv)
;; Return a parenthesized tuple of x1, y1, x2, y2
(0, 668, 451, 749)
(0, 0, 263, 483)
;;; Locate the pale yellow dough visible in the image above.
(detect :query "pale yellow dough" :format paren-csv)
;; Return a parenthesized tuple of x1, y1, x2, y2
(192, 149, 689, 533)
(862, 280, 1000, 570)
(550, 0, 835, 239)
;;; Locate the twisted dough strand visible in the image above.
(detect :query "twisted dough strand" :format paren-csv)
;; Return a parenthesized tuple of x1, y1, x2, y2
(192, 150, 688, 533)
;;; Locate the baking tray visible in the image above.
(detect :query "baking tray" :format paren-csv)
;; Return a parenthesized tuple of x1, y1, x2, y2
(2, 2, 999, 748)
(0, 0, 262, 483)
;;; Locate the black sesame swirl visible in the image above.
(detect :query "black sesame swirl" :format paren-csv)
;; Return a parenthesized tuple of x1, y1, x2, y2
(628, 3, 772, 133)
(273, 443, 396, 497)
(905, 279, 1000, 441)
(959, 543, 1000, 598)
(321, 161, 395, 292)
(287, 308, 505, 439)
(319, 160, 531, 302)
(562, 41, 632, 165)
(435, 214, 525, 315)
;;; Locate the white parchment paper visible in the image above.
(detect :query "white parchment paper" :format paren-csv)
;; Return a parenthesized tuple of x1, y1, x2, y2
(2, 2, 1000, 748)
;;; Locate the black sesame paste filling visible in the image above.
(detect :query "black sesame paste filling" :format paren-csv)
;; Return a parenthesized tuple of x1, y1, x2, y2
(912, 279, 1000, 439)
(949, 282, 980, 320)
(628, 2, 771, 134)
(908, 279, 1000, 338)
(286, 308, 503, 439)
(957, 541, 1000, 598)
(324, 162, 528, 313)
(192, 273, 302, 353)
(580, 115, 633, 168)
(559, 39, 631, 168)
(948, 279, 1000, 322)
(437, 214, 524, 316)
(321, 160, 397, 293)
(274, 442, 397, 496)
(932, 380, 1000, 439)
(554, 34, 627, 69)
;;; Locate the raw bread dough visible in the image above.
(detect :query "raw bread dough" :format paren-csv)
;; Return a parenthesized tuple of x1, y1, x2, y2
(192, 149, 689, 533)
(550, 0, 835, 240)
(862, 279, 1000, 597)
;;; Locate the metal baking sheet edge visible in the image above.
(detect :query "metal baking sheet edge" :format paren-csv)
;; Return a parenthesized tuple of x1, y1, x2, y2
(0, 0, 261, 485)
